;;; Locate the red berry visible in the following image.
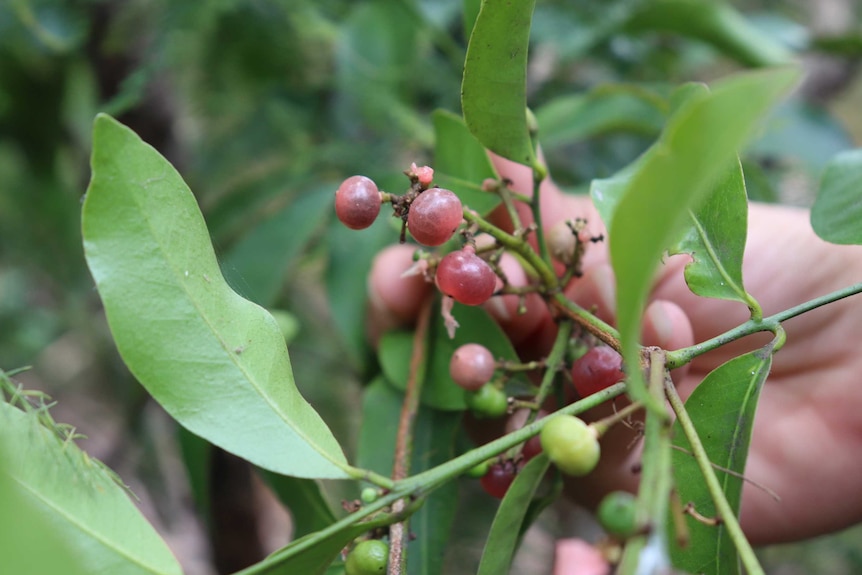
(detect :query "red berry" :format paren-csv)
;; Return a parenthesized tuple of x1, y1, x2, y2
(335, 176, 381, 230)
(571, 346, 625, 398)
(407, 188, 463, 246)
(435, 246, 496, 306)
(480, 460, 519, 499)
(449, 343, 495, 391)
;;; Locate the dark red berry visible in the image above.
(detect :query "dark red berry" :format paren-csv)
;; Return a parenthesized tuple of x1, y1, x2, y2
(480, 460, 519, 499)
(435, 246, 496, 306)
(450, 343, 495, 391)
(335, 176, 381, 230)
(407, 188, 462, 246)
(571, 346, 625, 399)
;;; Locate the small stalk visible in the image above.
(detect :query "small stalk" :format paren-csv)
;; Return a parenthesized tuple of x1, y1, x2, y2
(550, 293, 621, 351)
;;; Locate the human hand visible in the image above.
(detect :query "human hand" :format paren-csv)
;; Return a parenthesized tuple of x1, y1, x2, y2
(367, 154, 862, 548)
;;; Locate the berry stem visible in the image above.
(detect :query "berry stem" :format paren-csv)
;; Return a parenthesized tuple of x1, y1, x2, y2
(527, 319, 573, 422)
(664, 377, 766, 575)
(497, 179, 524, 233)
(666, 280, 862, 369)
(590, 401, 644, 438)
(550, 292, 621, 351)
(530, 165, 553, 268)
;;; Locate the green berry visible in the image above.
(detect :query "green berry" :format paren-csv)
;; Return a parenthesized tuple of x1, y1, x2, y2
(466, 459, 491, 478)
(539, 415, 600, 476)
(360, 487, 379, 504)
(345, 539, 389, 575)
(465, 383, 508, 419)
(597, 491, 639, 539)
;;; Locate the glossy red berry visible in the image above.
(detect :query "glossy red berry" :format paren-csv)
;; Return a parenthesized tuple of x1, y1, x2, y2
(571, 346, 625, 399)
(435, 246, 496, 306)
(449, 343, 495, 391)
(335, 176, 381, 230)
(480, 460, 519, 499)
(407, 188, 463, 246)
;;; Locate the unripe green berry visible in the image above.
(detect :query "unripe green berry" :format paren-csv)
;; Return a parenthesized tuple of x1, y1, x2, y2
(345, 539, 389, 575)
(465, 384, 508, 419)
(360, 487, 379, 504)
(539, 415, 600, 476)
(466, 459, 491, 478)
(597, 491, 639, 539)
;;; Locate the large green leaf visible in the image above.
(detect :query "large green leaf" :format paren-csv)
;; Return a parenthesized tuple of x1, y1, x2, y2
(810, 149, 862, 245)
(356, 379, 461, 575)
(462, 0, 537, 167)
(669, 158, 760, 312)
(670, 351, 772, 575)
(477, 455, 551, 575)
(378, 304, 518, 411)
(625, 0, 793, 67)
(609, 68, 798, 405)
(0, 401, 182, 575)
(432, 109, 501, 215)
(82, 114, 349, 479)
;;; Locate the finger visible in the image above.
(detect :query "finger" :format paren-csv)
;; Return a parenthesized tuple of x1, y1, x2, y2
(366, 244, 434, 345)
(553, 539, 611, 575)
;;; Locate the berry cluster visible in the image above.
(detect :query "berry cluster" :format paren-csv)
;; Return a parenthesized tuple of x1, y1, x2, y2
(334, 165, 625, 502)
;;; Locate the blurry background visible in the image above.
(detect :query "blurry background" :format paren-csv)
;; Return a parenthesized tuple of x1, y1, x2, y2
(1, 1, 861, 573)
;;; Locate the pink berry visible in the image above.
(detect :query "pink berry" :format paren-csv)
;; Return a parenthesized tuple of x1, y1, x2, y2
(450, 343, 495, 391)
(571, 346, 625, 398)
(435, 246, 496, 306)
(410, 162, 435, 186)
(335, 176, 381, 230)
(407, 188, 463, 246)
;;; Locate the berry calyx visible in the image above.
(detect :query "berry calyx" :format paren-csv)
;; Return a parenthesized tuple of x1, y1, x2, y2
(597, 491, 639, 539)
(407, 188, 463, 246)
(335, 176, 381, 230)
(480, 460, 519, 499)
(540, 415, 600, 477)
(449, 343, 496, 391)
(571, 346, 625, 399)
(345, 539, 389, 575)
(465, 383, 508, 419)
(435, 246, 497, 306)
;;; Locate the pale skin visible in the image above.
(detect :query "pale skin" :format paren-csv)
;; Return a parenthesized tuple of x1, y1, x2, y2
(367, 155, 862, 570)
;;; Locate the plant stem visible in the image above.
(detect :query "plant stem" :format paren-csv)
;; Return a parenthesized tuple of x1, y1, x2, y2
(531, 167, 552, 267)
(664, 378, 765, 575)
(388, 300, 432, 574)
(528, 319, 572, 417)
(550, 292, 621, 351)
(618, 349, 674, 574)
(667, 281, 862, 369)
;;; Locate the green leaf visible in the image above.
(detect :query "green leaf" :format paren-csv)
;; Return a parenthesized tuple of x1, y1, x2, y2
(0, 401, 183, 575)
(462, 0, 538, 167)
(626, 0, 793, 67)
(609, 67, 798, 406)
(811, 149, 862, 245)
(260, 471, 339, 540)
(356, 379, 461, 575)
(668, 158, 760, 313)
(670, 351, 772, 575)
(378, 304, 518, 410)
(432, 109, 501, 215)
(221, 186, 332, 306)
(536, 87, 667, 149)
(82, 114, 349, 479)
(477, 455, 551, 575)
(176, 427, 213, 521)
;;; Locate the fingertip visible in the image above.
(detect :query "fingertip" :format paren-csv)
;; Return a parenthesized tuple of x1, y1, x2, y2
(553, 539, 611, 575)
(368, 244, 433, 325)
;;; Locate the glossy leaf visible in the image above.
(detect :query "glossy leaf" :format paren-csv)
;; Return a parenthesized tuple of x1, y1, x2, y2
(811, 149, 862, 245)
(462, 0, 537, 167)
(0, 401, 183, 575)
(669, 158, 760, 312)
(83, 114, 349, 479)
(356, 379, 461, 575)
(609, 68, 798, 406)
(260, 471, 338, 540)
(221, 186, 332, 306)
(432, 109, 501, 215)
(670, 351, 772, 574)
(626, 0, 793, 67)
(477, 455, 551, 575)
(378, 304, 518, 410)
